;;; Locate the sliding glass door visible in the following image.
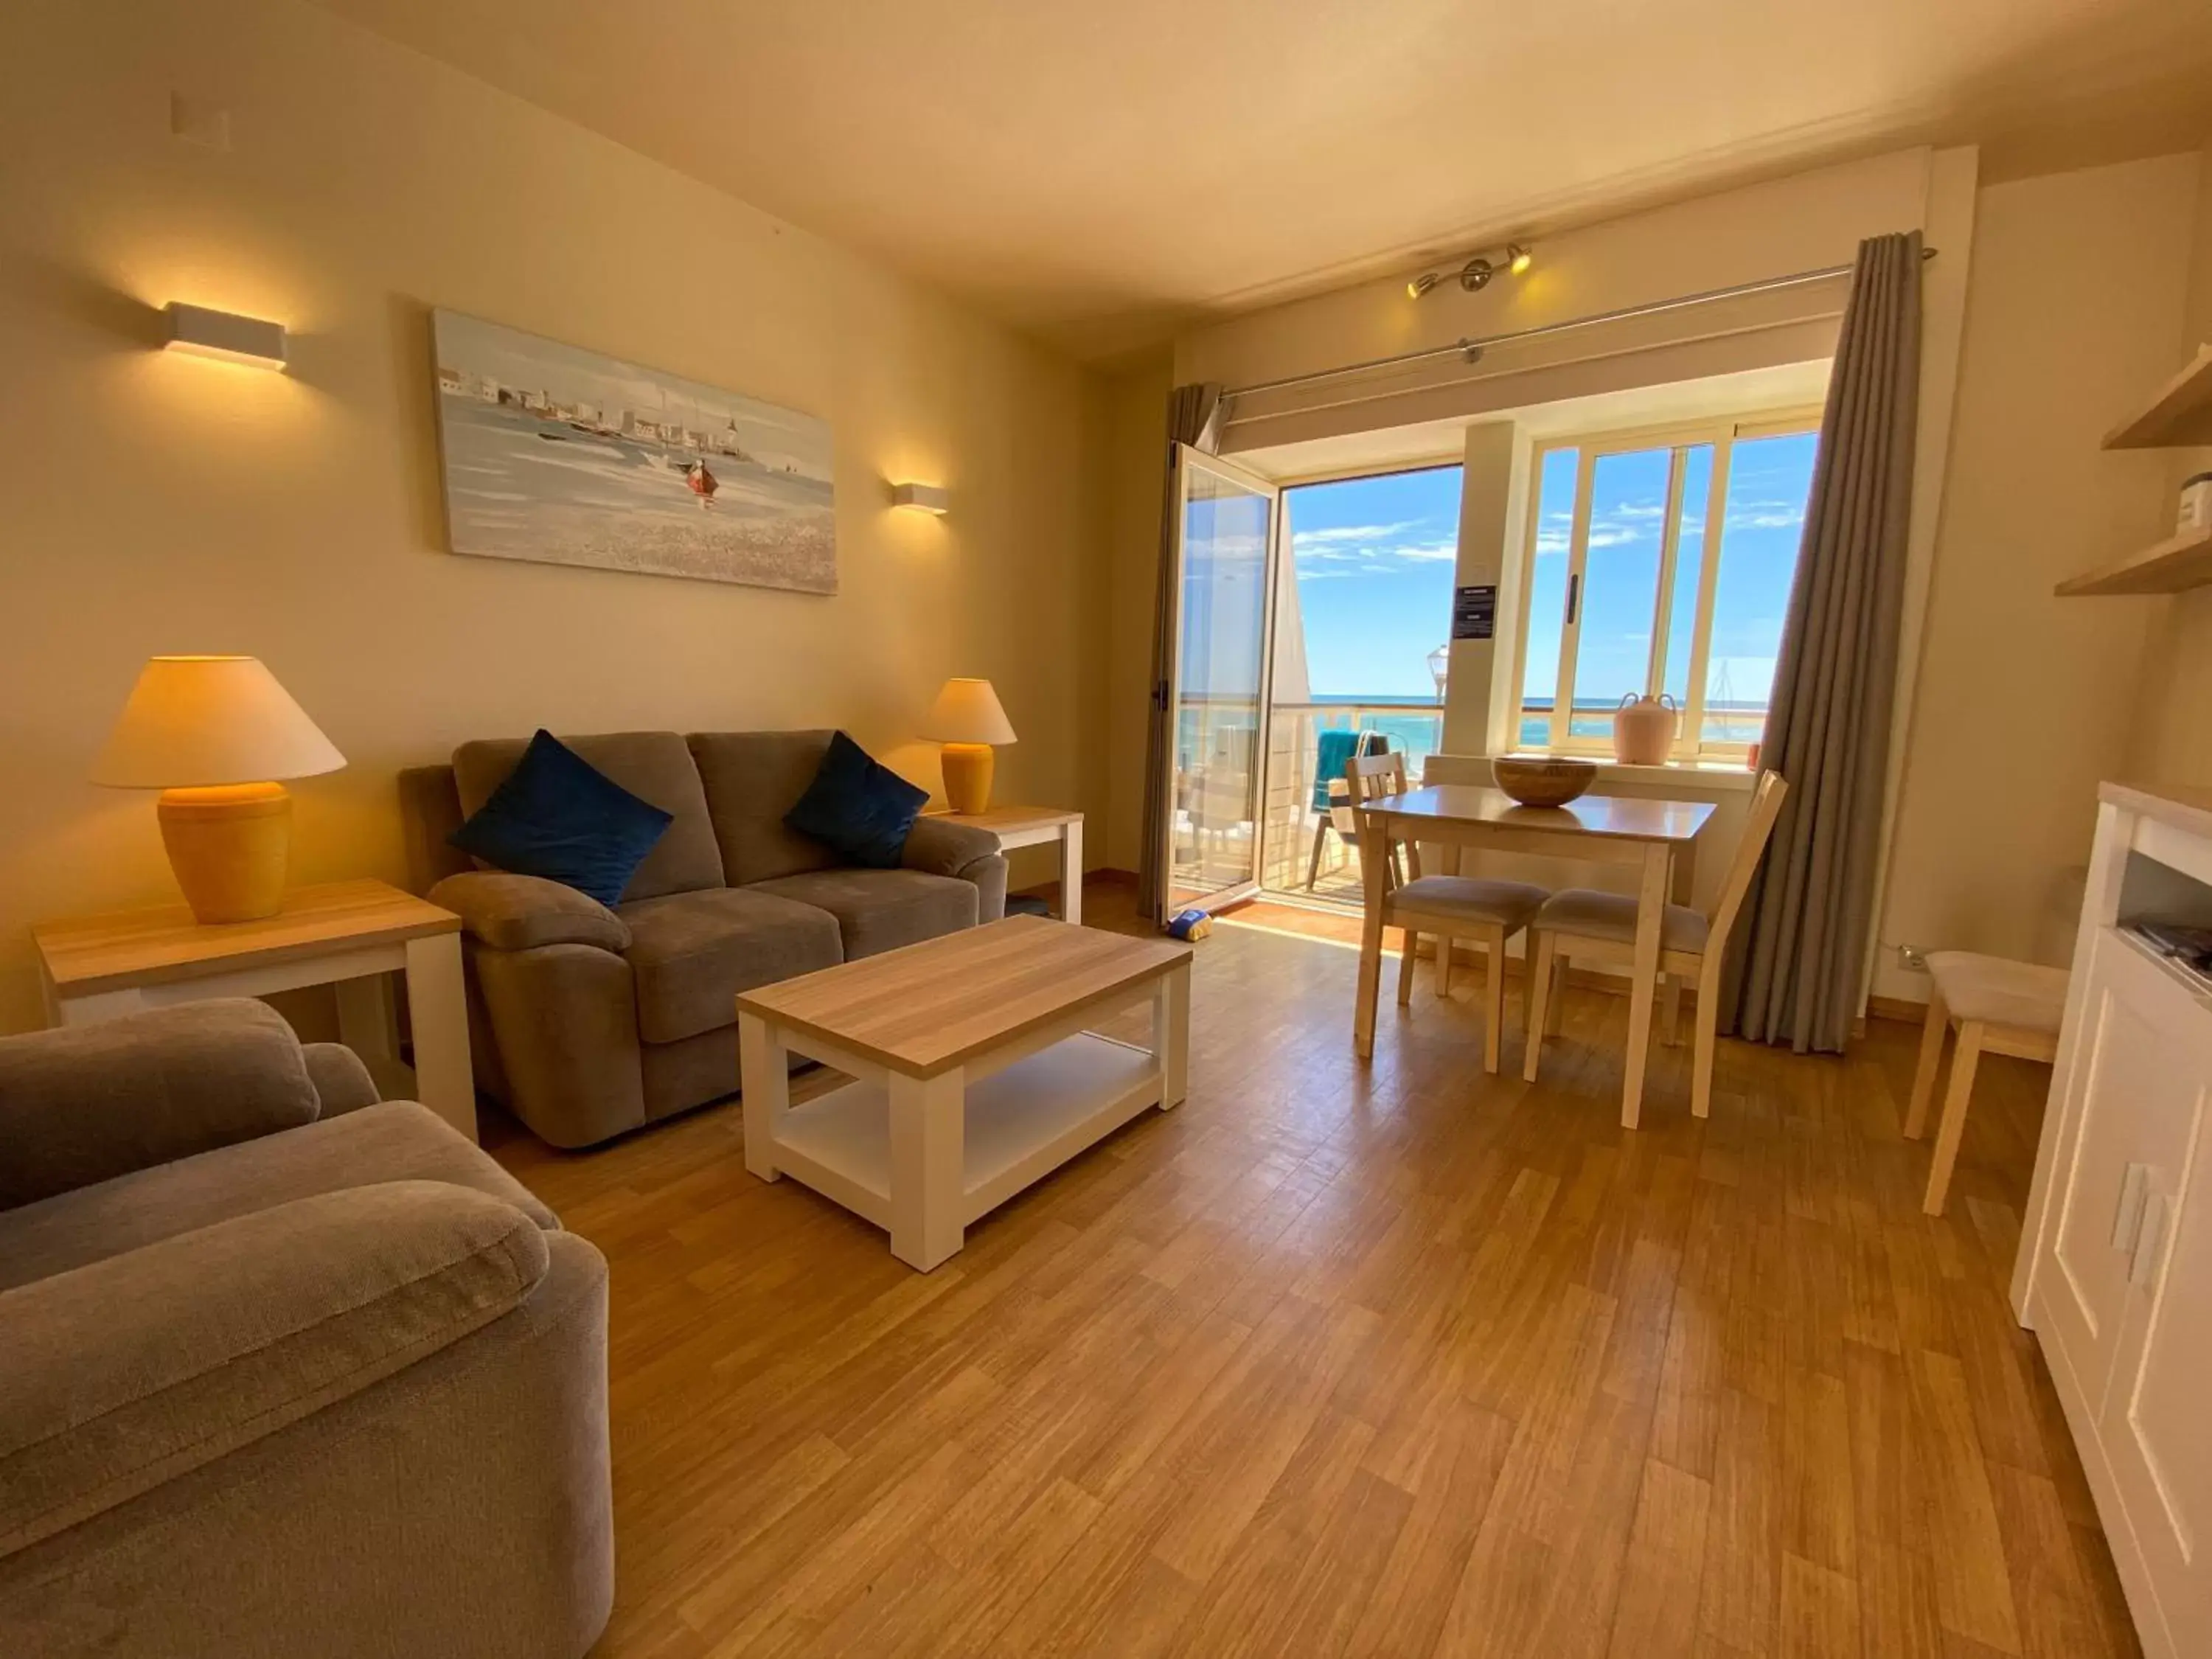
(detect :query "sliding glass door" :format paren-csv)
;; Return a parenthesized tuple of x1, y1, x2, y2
(1159, 445, 1280, 919)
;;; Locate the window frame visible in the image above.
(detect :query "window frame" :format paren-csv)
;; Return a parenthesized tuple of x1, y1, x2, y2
(1512, 406, 1823, 761)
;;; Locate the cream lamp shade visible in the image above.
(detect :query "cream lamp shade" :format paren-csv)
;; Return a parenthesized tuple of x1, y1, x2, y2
(92, 656, 344, 925)
(93, 655, 344, 787)
(919, 678, 1017, 747)
(920, 678, 1015, 815)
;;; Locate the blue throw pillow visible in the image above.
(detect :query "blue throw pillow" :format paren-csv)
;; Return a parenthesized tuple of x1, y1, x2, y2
(449, 730, 673, 906)
(784, 731, 928, 869)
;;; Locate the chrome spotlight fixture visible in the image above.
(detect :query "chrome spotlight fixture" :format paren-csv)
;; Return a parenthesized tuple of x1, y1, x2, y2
(1408, 241, 1534, 299)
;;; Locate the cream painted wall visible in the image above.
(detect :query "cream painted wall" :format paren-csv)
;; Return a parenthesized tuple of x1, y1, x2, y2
(0, 0, 1106, 1031)
(1183, 150, 1940, 454)
(2129, 132, 2212, 787)
(1874, 153, 2201, 996)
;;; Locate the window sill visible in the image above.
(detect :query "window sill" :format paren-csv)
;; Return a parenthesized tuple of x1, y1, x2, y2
(1495, 751, 1760, 793)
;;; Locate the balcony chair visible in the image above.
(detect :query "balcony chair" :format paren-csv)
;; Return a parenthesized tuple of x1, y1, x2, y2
(1304, 728, 1386, 888)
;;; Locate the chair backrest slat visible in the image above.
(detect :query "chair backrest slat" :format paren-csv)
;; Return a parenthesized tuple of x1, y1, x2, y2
(1705, 771, 1790, 947)
(1345, 750, 1408, 806)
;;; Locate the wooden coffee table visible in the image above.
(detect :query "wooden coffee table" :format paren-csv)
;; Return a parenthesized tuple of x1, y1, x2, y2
(734, 915, 1192, 1270)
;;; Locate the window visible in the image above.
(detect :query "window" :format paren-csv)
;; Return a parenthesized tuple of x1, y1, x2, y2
(1517, 414, 1819, 758)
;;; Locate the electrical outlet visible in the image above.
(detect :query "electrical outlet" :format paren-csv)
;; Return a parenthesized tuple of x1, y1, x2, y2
(1897, 943, 1927, 972)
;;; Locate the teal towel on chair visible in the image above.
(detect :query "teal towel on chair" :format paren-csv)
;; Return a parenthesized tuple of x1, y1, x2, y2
(1312, 729, 1362, 811)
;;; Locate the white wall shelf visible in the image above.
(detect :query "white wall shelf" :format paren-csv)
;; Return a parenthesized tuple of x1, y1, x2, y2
(2055, 524, 2212, 597)
(2060, 345, 2212, 597)
(2102, 344, 2212, 451)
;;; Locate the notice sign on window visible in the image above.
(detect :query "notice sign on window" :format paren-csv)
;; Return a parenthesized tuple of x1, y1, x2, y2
(1452, 584, 1497, 641)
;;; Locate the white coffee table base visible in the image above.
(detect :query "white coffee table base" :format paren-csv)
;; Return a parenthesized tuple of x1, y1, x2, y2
(740, 963, 1189, 1270)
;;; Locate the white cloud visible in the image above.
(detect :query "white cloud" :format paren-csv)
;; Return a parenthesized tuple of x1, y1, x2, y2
(1289, 521, 1461, 573)
(1728, 507, 1805, 531)
(1290, 520, 1422, 551)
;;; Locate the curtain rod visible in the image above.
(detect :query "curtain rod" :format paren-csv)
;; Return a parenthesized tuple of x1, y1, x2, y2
(1222, 246, 1938, 406)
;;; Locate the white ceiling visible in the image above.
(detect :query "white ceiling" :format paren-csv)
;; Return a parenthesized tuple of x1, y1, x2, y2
(315, 0, 2212, 358)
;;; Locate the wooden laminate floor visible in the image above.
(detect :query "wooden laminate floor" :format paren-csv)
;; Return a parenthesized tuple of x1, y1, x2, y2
(490, 885, 2138, 1659)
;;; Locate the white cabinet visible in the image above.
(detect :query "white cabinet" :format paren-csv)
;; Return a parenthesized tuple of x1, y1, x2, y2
(2016, 786, 2212, 1659)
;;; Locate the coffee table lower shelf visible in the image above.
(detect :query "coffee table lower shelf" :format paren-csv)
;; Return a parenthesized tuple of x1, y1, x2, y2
(775, 1033, 1160, 1233)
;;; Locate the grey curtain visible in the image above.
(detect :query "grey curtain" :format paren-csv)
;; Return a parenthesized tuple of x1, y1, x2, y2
(1135, 384, 1226, 923)
(1725, 232, 1922, 1054)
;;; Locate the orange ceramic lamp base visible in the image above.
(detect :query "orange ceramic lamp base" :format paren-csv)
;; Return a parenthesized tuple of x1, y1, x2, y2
(156, 782, 293, 923)
(940, 743, 996, 815)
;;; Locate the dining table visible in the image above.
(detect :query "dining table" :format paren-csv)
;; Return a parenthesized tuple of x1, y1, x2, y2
(1352, 785, 1718, 1128)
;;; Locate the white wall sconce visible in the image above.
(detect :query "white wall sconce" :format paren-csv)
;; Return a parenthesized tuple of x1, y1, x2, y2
(890, 481, 949, 515)
(165, 302, 288, 369)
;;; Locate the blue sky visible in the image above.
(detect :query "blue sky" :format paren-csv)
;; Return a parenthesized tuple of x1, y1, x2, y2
(1286, 434, 1817, 710)
(1284, 466, 1463, 699)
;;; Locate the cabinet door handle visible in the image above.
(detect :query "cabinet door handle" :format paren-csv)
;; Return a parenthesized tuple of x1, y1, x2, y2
(2130, 1192, 2170, 1290)
(2112, 1163, 2150, 1253)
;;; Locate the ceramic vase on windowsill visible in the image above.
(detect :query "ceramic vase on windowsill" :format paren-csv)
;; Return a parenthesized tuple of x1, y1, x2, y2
(1612, 693, 1678, 765)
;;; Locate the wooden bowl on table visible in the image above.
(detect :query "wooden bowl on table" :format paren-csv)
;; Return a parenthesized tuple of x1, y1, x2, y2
(1492, 756, 1596, 808)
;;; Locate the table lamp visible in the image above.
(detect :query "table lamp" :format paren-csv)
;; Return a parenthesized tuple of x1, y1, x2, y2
(921, 678, 1016, 815)
(91, 655, 346, 923)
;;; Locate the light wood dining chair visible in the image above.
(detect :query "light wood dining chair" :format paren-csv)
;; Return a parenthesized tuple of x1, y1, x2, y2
(1902, 950, 2067, 1216)
(1347, 751, 1548, 1073)
(1522, 771, 1788, 1117)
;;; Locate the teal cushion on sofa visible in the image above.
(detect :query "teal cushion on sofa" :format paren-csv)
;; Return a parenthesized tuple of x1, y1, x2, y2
(449, 730, 672, 906)
(782, 731, 927, 869)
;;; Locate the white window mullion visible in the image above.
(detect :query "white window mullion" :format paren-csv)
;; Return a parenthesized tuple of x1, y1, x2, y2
(1552, 453, 1597, 751)
(1680, 434, 1733, 756)
(1646, 446, 1688, 703)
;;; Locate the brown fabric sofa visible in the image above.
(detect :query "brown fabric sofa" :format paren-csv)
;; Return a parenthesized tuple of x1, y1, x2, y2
(400, 729, 1007, 1148)
(0, 1000, 611, 1659)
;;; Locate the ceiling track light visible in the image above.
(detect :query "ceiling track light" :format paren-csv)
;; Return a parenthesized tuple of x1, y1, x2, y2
(1407, 242, 1534, 300)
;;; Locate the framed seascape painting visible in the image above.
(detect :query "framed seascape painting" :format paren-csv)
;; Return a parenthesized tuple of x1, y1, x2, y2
(431, 310, 836, 594)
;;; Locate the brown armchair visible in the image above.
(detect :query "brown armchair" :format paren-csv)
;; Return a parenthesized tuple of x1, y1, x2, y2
(0, 1000, 612, 1659)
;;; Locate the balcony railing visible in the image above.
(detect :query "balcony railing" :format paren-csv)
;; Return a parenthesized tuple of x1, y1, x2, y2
(1259, 699, 1443, 900)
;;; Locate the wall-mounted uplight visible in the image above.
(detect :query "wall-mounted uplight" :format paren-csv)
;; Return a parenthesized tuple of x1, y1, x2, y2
(890, 481, 949, 515)
(164, 302, 288, 369)
(1407, 241, 1534, 300)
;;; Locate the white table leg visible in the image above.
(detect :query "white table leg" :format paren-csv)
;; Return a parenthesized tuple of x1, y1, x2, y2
(1059, 820, 1083, 925)
(53, 987, 150, 1027)
(1155, 964, 1190, 1108)
(333, 973, 399, 1068)
(403, 933, 477, 1143)
(1619, 844, 1671, 1130)
(740, 1012, 787, 1182)
(891, 1068, 966, 1270)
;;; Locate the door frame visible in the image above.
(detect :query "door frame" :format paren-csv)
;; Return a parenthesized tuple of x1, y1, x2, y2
(1157, 443, 1284, 922)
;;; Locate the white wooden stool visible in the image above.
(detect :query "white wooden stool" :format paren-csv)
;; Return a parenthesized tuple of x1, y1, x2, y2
(1903, 950, 2068, 1216)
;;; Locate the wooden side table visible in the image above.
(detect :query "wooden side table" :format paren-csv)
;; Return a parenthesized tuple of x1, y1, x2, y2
(926, 807, 1085, 923)
(32, 878, 476, 1142)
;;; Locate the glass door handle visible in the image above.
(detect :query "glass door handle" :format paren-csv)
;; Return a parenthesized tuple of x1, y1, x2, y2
(1565, 571, 1581, 626)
